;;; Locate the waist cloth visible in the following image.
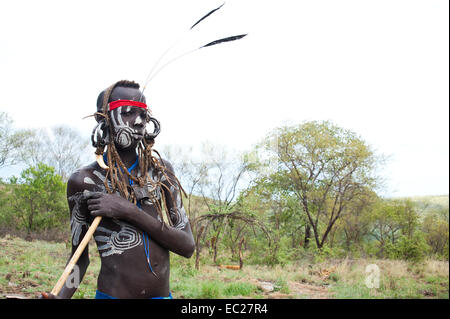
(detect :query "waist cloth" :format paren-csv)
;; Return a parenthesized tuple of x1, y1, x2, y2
(95, 290, 173, 299)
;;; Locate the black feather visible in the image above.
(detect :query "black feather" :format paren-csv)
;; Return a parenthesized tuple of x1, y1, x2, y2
(190, 3, 225, 30)
(200, 34, 247, 49)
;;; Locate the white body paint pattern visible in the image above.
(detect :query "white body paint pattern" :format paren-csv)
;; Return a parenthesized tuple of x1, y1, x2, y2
(95, 219, 142, 257)
(110, 107, 142, 149)
(141, 168, 162, 210)
(80, 170, 142, 257)
(141, 167, 187, 228)
(84, 177, 95, 185)
(93, 170, 106, 183)
(80, 157, 185, 256)
(68, 193, 89, 246)
(92, 170, 116, 193)
(169, 184, 189, 229)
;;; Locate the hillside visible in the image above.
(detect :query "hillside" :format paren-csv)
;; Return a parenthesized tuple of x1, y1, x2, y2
(400, 195, 449, 215)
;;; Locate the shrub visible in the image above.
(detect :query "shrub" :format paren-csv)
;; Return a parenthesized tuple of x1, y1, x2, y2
(385, 234, 430, 263)
(2, 164, 67, 237)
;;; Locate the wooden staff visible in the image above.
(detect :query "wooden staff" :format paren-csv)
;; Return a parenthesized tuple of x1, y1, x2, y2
(50, 216, 102, 296)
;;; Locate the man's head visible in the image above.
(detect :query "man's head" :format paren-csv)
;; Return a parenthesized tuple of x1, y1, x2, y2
(96, 80, 148, 150)
(96, 80, 146, 113)
(91, 80, 178, 228)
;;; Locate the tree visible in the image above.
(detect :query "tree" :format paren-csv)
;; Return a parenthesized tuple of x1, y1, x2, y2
(6, 163, 67, 239)
(47, 126, 91, 181)
(257, 121, 382, 249)
(161, 144, 209, 268)
(0, 112, 32, 169)
(163, 142, 265, 268)
(337, 190, 378, 251)
(192, 142, 255, 265)
(20, 126, 90, 181)
(422, 207, 449, 258)
(244, 172, 307, 264)
(161, 144, 208, 221)
(369, 198, 423, 258)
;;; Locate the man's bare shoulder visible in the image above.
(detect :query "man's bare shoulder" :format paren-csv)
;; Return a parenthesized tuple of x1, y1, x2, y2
(67, 162, 105, 195)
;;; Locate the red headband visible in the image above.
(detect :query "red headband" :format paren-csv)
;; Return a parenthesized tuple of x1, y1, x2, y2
(108, 100, 148, 111)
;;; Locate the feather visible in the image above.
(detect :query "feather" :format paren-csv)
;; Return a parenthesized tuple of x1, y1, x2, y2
(142, 5, 247, 88)
(190, 3, 225, 30)
(145, 34, 247, 85)
(200, 34, 247, 49)
(142, 3, 226, 95)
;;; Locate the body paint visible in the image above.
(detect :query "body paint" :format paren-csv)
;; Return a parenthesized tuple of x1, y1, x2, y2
(110, 107, 143, 149)
(95, 219, 142, 257)
(168, 184, 189, 229)
(84, 177, 95, 185)
(92, 170, 114, 192)
(68, 192, 89, 246)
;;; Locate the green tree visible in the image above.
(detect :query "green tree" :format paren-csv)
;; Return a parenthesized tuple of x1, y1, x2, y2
(255, 121, 382, 249)
(184, 142, 268, 267)
(242, 173, 307, 264)
(369, 198, 424, 259)
(337, 190, 378, 251)
(422, 207, 449, 258)
(6, 163, 67, 238)
(392, 233, 429, 262)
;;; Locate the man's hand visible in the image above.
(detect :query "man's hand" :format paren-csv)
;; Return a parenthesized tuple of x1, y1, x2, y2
(40, 292, 61, 299)
(84, 191, 135, 219)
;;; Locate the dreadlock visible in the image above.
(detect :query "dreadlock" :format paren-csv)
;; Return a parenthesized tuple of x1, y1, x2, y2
(93, 80, 185, 228)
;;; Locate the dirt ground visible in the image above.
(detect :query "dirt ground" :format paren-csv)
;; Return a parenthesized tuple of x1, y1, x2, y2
(248, 278, 331, 299)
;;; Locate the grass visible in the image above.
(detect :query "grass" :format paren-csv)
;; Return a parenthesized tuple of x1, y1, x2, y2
(328, 258, 449, 299)
(0, 235, 448, 299)
(0, 235, 101, 299)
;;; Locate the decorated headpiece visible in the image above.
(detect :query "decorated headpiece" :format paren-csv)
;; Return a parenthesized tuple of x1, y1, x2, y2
(108, 100, 147, 111)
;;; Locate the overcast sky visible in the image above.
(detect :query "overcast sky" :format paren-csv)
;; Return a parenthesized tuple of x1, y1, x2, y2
(0, 0, 448, 198)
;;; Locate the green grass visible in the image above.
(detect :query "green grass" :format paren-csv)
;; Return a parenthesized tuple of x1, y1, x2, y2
(329, 260, 449, 299)
(170, 278, 258, 299)
(331, 276, 448, 299)
(0, 235, 100, 299)
(0, 236, 448, 299)
(274, 278, 290, 294)
(223, 282, 258, 297)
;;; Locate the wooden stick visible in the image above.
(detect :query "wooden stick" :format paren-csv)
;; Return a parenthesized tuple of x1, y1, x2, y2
(50, 216, 102, 296)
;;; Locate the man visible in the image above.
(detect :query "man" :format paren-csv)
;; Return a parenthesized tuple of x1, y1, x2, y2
(43, 80, 195, 299)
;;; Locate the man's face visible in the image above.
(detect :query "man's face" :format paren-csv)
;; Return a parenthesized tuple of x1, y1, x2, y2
(106, 86, 147, 150)
(110, 105, 146, 150)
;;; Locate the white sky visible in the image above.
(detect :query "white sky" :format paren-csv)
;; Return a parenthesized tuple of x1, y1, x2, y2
(0, 0, 448, 198)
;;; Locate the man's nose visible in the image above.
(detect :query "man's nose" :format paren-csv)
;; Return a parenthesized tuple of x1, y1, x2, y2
(134, 115, 145, 128)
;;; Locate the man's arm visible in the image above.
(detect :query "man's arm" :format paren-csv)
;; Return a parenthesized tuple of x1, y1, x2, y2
(44, 172, 92, 299)
(160, 159, 195, 257)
